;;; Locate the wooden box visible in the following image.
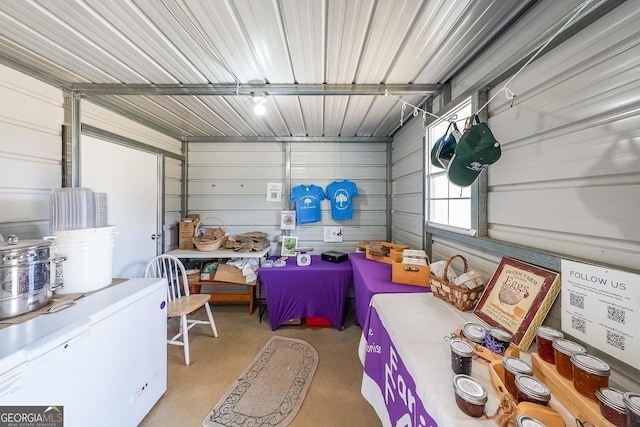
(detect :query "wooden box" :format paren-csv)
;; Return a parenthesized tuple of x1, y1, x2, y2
(365, 242, 409, 264)
(392, 262, 431, 287)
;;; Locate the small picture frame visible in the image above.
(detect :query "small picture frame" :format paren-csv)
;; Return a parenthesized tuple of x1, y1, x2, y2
(281, 236, 298, 256)
(473, 257, 561, 351)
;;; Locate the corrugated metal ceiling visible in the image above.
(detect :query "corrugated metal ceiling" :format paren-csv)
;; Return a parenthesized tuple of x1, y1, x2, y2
(0, 0, 554, 140)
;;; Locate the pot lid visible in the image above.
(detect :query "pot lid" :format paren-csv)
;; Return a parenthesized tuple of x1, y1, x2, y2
(0, 235, 55, 252)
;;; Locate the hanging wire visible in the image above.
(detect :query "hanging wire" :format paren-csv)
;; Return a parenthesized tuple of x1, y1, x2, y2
(474, 0, 594, 116)
(160, 0, 242, 85)
(386, 0, 594, 123)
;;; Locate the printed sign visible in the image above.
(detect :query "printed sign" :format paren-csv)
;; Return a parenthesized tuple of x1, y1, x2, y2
(0, 406, 63, 427)
(266, 182, 282, 202)
(561, 260, 639, 367)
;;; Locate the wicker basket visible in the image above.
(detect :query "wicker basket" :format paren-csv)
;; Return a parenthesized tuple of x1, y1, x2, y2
(192, 217, 228, 252)
(429, 255, 485, 311)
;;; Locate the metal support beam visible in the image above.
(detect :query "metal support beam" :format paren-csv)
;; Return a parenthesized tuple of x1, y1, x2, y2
(184, 136, 392, 143)
(71, 83, 441, 96)
(81, 124, 183, 161)
(62, 90, 81, 187)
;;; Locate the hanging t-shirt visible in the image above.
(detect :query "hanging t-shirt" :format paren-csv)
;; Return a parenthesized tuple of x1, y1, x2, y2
(290, 184, 325, 224)
(326, 180, 358, 220)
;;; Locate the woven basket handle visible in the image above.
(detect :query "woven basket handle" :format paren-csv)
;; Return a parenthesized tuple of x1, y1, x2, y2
(196, 217, 226, 235)
(443, 254, 468, 279)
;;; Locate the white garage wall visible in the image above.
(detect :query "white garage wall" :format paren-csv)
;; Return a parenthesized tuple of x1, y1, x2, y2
(0, 63, 63, 239)
(432, 1, 640, 390)
(390, 117, 424, 249)
(187, 141, 387, 254)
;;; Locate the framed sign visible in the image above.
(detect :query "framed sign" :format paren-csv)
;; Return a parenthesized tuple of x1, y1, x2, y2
(473, 257, 561, 350)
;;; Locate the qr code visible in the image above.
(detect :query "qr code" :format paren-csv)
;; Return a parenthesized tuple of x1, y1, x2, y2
(606, 330, 625, 350)
(571, 316, 586, 334)
(569, 292, 585, 309)
(607, 306, 625, 324)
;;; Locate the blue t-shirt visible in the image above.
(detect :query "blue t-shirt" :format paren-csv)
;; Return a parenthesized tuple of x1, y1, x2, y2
(326, 180, 358, 220)
(290, 184, 325, 224)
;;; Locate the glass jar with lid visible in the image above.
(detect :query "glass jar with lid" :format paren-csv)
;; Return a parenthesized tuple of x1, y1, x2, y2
(516, 414, 548, 427)
(485, 327, 513, 355)
(450, 339, 474, 375)
(503, 357, 533, 397)
(595, 387, 627, 427)
(552, 338, 586, 380)
(623, 392, 640, 427)
(571, 353, 610, 401)
(462, 322, 486, 345)
(453, 374, 487, 418)
(514, 374, 551, 406)
(535, 325, 564, 364)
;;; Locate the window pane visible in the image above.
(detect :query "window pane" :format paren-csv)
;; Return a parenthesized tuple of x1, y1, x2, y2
(432, 175, 449, 198)
(430, 200, 449, 224)
(449, 199, 471, 229)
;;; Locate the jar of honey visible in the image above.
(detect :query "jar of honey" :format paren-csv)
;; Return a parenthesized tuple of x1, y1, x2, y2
(623, 392, 640, 427)
(450, 339, 474, 375)
(552, 338, 586, 380)
(514, 374, 551, 406)
(503, 357, 533, 397)
(571, 353, 610, 401)
(535, 325, 564, 364)
(462, 322, 486, 345)
(453, 374, 487, 418)
(485, 327, 513, 355)
(596, 387, 627, 427)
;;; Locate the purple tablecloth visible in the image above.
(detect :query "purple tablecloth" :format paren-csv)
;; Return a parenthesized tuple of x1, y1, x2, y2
(258, 256, 353, 330)
(351, 252, 431, 327)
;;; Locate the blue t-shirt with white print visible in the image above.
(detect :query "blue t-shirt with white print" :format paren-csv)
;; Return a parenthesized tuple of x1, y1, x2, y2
(326, 180, 358, 220)
(290, 184, 325, 224)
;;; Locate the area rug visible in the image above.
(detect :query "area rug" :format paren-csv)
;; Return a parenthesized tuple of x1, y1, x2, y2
(203, 336, 318, 427)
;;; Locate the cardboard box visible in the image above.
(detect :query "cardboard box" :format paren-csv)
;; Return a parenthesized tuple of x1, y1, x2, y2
(392, 262, 431, 287)
(213, 263, 257, 285)
(365, 242, 409, 264)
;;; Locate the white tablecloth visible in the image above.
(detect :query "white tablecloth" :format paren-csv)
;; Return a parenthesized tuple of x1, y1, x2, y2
(358, 293, 574, 427)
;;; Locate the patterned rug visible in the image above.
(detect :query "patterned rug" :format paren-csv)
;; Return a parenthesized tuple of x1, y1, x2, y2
(203, 336, 318, 427)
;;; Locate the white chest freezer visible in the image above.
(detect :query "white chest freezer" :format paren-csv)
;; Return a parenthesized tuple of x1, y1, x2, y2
(0, 278, 167, 427)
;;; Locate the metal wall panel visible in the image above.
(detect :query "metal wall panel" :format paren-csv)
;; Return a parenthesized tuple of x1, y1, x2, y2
(390, 116, 423, 249)
(188, 140, 387, 254)
(0, 63, 62, 239)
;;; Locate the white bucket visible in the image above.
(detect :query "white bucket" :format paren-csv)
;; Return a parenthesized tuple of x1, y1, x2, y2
(50, 226, 117, 294)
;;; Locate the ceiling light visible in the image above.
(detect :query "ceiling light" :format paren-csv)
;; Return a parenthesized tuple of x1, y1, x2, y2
(251, 92, 267, 116)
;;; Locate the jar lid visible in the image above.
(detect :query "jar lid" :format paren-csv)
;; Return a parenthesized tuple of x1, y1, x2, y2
(462, 322, 486, 343)
(596, 387, 626, 412)
(0, 238, 55, 253)
(516, 414, 547, 427)
(489, 327, 513, 342)
(514, 374, 551, 402)
(535, 325, 564, 341)
(570, 353, 610, 376)
(503, 357, 533, 375)
(552, 338, 586, 355)
(623, 392, 640, 414)
(450, 339, 474, 357)
(453, 374, 487, 405)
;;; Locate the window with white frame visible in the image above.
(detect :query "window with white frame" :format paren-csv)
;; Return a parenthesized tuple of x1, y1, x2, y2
(426, 98, 473, 230)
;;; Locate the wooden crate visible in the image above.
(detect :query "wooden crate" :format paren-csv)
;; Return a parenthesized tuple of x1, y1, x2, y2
(391, 262, 430, 287)
(365, 242, 409, 264)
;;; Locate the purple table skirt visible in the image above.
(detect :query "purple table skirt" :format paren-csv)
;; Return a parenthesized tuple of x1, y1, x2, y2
(351, 252, 430, 327)
(258, 255, 353, 330)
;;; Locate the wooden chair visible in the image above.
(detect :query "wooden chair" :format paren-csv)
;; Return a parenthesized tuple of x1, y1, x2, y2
(144, 254, 218, 365)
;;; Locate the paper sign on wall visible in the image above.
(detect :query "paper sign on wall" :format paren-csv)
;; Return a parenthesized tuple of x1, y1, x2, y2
(266, 182, 282, 202)
(561, 260, 640, 367)
(323, 227, 343, 242)
(281, 211, 295, 230)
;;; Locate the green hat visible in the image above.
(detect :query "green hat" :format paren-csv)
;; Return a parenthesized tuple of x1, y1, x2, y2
(447, 116, 501, 187)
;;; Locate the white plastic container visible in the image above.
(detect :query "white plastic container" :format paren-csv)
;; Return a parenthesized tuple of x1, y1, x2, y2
(49, 226, 117, 294)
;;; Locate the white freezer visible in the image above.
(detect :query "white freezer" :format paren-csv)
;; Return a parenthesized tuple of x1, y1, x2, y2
(0, 278, 167, 427)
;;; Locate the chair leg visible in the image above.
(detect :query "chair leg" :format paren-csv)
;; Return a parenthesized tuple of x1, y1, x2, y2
(204, 302, 218, 338)
(181, 314, 190, 366)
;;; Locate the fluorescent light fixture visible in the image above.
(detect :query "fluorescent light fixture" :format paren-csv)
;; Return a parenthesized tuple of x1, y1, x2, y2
(251, 92, 267, 116)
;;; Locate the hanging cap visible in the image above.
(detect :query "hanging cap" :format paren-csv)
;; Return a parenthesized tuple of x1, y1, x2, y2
(447, 115, 501, 187)
(430, 122, 461, 169)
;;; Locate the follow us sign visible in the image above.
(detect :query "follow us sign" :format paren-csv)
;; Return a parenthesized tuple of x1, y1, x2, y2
(561, 259, 640, 368)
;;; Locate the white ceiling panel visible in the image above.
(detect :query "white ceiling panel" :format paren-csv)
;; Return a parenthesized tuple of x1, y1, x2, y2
(0, 0, 606, 140)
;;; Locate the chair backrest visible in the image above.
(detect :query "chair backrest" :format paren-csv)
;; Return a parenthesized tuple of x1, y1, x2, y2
(144, 254, 190, 301)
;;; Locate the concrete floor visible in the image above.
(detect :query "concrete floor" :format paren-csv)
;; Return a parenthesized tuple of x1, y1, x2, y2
(139, 302, 381, 427)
